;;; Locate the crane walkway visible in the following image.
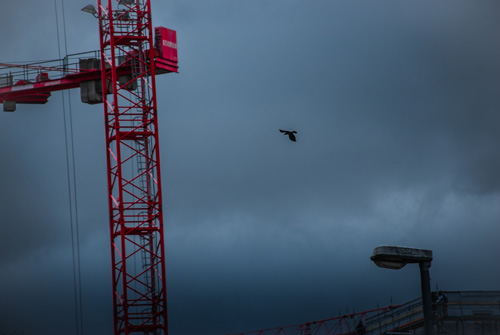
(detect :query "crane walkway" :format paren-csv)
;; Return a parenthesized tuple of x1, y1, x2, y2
(0, 26, 178, 111)
(0, 51, 103, 109)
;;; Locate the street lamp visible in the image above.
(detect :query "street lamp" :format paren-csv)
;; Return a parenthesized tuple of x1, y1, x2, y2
(371, 245, 433, 335)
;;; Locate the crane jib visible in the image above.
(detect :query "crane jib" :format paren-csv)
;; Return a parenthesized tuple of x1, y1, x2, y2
(0, 26, 178, 111)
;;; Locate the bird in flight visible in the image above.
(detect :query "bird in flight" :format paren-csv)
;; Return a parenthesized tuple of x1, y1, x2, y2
(279, 129, 297, 142)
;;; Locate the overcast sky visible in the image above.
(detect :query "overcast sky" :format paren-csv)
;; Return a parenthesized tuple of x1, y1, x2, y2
(1, 1, 500, 335)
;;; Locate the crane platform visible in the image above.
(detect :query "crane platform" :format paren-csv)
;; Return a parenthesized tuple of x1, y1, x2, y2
(0, 26, 177, 111)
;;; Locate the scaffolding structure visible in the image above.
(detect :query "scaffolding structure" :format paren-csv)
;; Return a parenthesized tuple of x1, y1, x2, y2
(227, 291, 500, 335)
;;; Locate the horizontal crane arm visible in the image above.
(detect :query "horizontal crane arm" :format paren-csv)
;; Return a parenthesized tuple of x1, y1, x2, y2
(0, 26, 178, 111)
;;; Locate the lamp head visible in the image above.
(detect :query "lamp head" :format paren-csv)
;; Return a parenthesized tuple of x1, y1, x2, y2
(81, 4, 98, 17)
(371, 245, 433, 270)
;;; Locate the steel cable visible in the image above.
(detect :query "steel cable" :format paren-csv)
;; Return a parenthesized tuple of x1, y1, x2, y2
(54, 1, 84, 334)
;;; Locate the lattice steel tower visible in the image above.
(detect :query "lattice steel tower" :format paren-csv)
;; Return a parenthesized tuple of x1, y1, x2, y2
(97, 0, 169, 333)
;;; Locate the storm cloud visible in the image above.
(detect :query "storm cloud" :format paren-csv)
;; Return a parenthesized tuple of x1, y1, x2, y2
(1, 1, 500, 335)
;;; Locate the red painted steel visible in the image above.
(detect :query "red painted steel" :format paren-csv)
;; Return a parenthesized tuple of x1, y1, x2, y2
(97, 0, 168, 334)
(155, 27, 178, 64)
(0, 34, 177, 105)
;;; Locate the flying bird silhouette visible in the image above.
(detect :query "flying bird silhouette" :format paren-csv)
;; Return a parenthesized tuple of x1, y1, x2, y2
(279, 129, 297, 142)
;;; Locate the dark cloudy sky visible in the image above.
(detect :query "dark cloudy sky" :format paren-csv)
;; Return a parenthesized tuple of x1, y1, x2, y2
(1, 1, 500, 334)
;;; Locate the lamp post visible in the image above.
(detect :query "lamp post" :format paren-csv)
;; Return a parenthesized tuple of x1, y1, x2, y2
(371, 245, 433, 335)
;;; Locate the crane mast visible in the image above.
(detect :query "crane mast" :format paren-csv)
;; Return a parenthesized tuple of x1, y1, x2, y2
(98, 0, 169, 333)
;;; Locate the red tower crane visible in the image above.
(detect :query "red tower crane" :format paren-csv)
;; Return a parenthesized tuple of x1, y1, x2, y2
(0, 1, 177, 334)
